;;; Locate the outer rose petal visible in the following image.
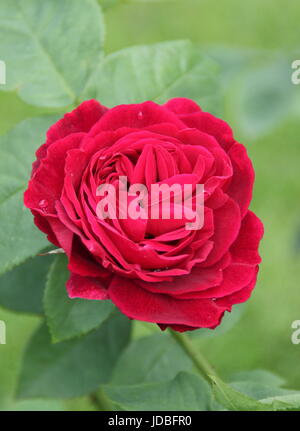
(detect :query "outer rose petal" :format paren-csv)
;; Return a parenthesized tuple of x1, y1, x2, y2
(67, 273, 109, 300)
(202, 198, 241, 267)
(215, 267, 259, 309)
(32, 211, 60, 247)
(230, 211, 264, 265)
(33, 100, 107, 174)
(47, 217, 74, 256)
(158, 319, 225, 332)
(91, 101, 185, 133)
(226, 143, 255, 217)
(109, 276, 225, 328)
(175, 263, 257, 300)
(25, 133, 85, 215)
(179, 111, 234, 151)
(160, 266, 259, 332)
(164, 97, 202, 115)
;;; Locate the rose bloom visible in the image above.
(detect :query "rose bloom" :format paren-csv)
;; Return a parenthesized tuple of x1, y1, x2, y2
(24, 98, 263, 332)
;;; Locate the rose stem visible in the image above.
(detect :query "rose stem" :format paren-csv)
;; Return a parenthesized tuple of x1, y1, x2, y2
(168, 329, 218, 384)
(89, 388, 114, 411)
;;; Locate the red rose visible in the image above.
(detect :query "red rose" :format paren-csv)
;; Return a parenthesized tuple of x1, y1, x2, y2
(24, 98, 263, 332)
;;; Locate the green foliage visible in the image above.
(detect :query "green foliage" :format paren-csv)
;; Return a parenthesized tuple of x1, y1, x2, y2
(229, 369, 286, 387)
(0, 0, 105, 107)
(82, 40, 220, 114)
(0, 116, 58, 276)
(0, 255, 54, 314)
(231, 381, 294, 401)
(105, 371, 213, 411)
(17, 313, 131, 398)
(44, 254, 114, 342)
(211, 374, 300, 411)
(111, 333, 193, 385)
(260, 394, 300, 410)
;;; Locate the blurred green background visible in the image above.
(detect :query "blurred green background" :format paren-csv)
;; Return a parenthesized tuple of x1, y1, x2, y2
(0, 0, 300, 410)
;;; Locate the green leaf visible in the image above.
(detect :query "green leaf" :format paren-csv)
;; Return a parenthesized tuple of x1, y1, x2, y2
(0, 255, 54, 314)
(44, 254, 114, 342)
(260, 394, 300, 410)
(0, 116, 59, 276)
(0, 0, 105, 107)
(81, 40, 220, 114)
(229, 370, 300, 408)
(231, 381, 295, 401)
(105, 371, 213, 411)
(17, 312, 131, 399)
(229, 369, 286, 388)
(211, 375, 292, 411)
(111, 333, 193, 385)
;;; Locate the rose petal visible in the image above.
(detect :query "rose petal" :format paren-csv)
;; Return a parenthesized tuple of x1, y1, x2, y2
(226, 143, 255, 217)
(215, 267, 259, 309)
(230, 211, 264, 265)
(67, 273, 110, 300)
(109, 276, 225, 328)
(176, 263, 256, 300)
(32, 100, 107, 174)
(180, 111, 234, 151)
(68, 238, 111, 279)
(202, 198, 241, 267)
(25, 133, 85, 215)
(94, 101, 185, 131)
(164, 97, 202, 115)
